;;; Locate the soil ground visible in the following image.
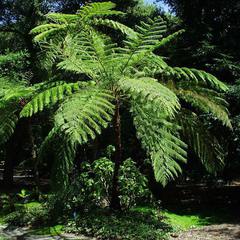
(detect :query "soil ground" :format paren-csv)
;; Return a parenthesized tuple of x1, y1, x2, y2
(171, 224, 240, 240)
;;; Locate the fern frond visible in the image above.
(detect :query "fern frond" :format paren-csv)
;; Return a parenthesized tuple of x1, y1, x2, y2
(54, 87, 115, 145)
(119, 18, 168, 72)
(119, 77, 180, 116)
(0, 51, 27, 66)
(31, 24, 67, 42)
(38, 87, 114, 190)
(155, 29, 185, 49)
(176, 88, 231, 127)
(162, 67, 228, 92)
(39, 128, 76, 190)
(0, 108, 18, 145)
(131, 102, 187, 186)
(58, 33, 102, 74)
(31, 24, 63, 35)
(46, 13, 79, 23)
(77, 2, 123, 20)
(124, 17, 167, 53)
(20, 81, 92, 117)
(0, 77, 27, 98)
(51, 139, 76, 189)
(58, 31, 123, 79)
(128, 53, 168, 76)
(57, 56, 96, 78)
(93, 19, 138, 39)
(178, 110, 225, 173)
(0, 78, 31, 144)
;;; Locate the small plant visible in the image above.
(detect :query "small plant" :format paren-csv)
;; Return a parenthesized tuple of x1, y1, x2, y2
(65, 208, 171, 240)
(4, 202, 49, 227)
(17, 189, 30, 203)
(0, 194, 15, 212)
(119, 158, 151, 209)
(0, 194, 9, 210)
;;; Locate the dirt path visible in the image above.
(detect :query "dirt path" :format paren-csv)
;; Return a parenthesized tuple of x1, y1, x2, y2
(0, 225, 95, 240)
(171, 224, 240, 240)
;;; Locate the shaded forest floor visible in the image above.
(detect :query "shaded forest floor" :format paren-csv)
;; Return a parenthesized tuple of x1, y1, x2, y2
(171, 224, 240, 240)
(1, 169, 240, 239)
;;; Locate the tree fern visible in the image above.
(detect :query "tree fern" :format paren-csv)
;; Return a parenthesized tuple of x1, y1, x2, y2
(19, 5, 231, 192)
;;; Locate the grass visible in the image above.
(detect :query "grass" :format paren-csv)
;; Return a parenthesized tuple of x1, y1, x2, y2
(0, 201, 42, 225)
(29, 225, 63, 236)
(162, 210, 211, 230)
(1, 202, 63, 237)
(162, 204, 238, 231)
(133, 205, 237, 231)
(15, 201, 42, 210)
(1, 200, 238, 239)
(133, 206, 210, 231)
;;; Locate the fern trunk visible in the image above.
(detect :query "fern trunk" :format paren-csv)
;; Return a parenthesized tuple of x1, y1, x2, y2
(27, 119, 39, 199)
(3, 121, 24, 187)
(3, 141, 15, 187)
(110, 98, 122, 210)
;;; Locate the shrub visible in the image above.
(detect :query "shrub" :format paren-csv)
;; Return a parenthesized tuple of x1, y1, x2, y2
(65, 208, 171, 240)
(4, 202, 50, 227)
(49, 157, 151, 215)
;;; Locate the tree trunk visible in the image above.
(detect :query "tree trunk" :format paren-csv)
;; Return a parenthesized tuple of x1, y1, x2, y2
(110, 98, 122, 210)
(3, 120, 24, 187)
(27, 119, 39, 199)
(3, 140, 15, 188)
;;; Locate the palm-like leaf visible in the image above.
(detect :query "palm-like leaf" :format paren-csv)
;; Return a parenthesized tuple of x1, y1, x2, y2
(131, 102, 187, 186)
(20, 81, 93, 117)
(163, 67, 228, 92)
(119, 77, 180, 116)
(77, 1, 123, 19)
(54, 87, 115, 144)
(177, 110, 225, 173)
(0, 107, 18, 145)
(30, 2, 124, 42)
(174, 86, 231, 127)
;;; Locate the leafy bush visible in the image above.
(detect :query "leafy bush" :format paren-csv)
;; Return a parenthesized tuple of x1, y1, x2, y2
(65, 208, 171, 240)
(4, 202, 50, 227)
(119, 158, 151, 209)
(49, 157, 151, 214)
